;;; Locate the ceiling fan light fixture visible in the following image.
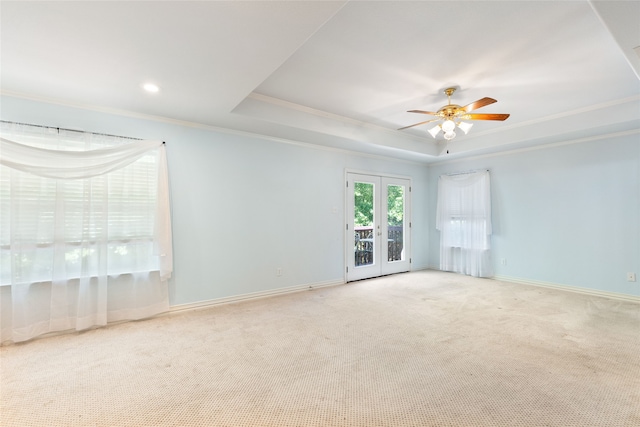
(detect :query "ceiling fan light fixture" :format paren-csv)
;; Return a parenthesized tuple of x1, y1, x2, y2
(427, 125, 441, 138)
(441, 119, 456, 132)
(400, 87, 509, 145)
(457, 121, 473, 134)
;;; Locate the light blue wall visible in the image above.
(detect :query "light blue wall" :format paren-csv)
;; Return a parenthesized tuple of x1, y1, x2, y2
(3, 95, 638, 301)
(0, 96, 430, 307)
(427, 133, 640, 297)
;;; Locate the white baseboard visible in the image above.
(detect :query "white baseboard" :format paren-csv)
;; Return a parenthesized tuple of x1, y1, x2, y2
(1, 279, 345, 346)
(169, 278, 345, 314)
(493, 275, 640, 303)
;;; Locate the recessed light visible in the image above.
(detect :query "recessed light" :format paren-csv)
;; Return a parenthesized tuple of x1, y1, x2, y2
(143, 83, 160, 93)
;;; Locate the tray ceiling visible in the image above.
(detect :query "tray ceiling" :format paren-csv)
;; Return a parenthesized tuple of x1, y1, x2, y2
(1, 1, 638, 162)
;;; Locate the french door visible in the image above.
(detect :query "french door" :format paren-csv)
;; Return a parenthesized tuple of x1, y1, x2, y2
(346, 173, 411, 282)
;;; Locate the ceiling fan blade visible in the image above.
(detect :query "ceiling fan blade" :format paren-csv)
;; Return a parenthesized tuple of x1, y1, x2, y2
(465, 113, 510, 121)
(461, 97, 497, 113)
(407, 109, 439, 115)
(397, 118, 439, 130)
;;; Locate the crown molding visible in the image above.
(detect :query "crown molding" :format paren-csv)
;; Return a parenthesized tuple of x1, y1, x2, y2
(247, 92, 411, 139)
(464, 94, 640, 140)
(428, 128, 640, 167)
(0, 91, 432, 166)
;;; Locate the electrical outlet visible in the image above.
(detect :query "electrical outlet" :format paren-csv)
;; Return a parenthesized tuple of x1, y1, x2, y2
(627, 272, 636, 282)
(501, 258, 507, 266)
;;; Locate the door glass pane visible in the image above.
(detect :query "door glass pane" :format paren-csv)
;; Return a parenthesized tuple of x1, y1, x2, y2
(354, 181, 374, 267)
(387, 184, 404, 262)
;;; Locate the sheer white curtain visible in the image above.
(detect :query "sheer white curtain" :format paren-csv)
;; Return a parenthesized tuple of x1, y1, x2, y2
(436, 171, 492, 278)
(0, 123, 172, 343)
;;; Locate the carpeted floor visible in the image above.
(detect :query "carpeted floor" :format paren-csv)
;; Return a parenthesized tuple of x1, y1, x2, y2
(1, 270, 639, 426)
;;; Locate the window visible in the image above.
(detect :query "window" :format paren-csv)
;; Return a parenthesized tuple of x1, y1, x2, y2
(0, 122, 171, 343)
(436, 171, 492, 277)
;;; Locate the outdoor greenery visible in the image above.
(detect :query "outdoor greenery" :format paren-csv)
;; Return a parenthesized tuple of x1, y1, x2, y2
(354, 182, 374, 226)
(354, 182, 404, 227)
(387, 185, 404, 226)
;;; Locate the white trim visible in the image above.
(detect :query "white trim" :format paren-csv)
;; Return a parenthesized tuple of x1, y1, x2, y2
(493, 275, 640, 303)
(462, 95, 640, 139)
(429, 128, 640, 167)
(251, 93, 640, 144)
(169, 279, 345, 314)
(248, 92, 404, 138)
(1, 279, 345, 346)
(1, 91, 428, 167)
(344, 168, 412, 181)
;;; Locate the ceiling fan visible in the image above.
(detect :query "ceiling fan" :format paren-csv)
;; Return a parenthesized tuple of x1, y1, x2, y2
(398, 87, 510, 141)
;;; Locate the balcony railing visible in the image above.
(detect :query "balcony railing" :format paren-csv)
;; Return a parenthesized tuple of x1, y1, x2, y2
(354, 225, 404, 267)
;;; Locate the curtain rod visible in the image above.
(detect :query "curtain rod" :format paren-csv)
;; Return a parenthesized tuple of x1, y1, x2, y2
(0, 120, 164, 144)
(444, 169, 489, 176)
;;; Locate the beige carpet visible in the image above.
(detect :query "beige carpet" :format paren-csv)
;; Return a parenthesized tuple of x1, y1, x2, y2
(1, 270, 639, 427)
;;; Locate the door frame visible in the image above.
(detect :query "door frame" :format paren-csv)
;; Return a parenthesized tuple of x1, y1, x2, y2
(344, 169, 412, 282)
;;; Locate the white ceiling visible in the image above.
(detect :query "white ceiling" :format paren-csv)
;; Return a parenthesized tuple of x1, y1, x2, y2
(1, 1, 638, 163)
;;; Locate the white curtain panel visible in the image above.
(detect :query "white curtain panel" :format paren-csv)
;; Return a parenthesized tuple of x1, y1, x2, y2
(436, 171, 492, 278)
(0, 125, 172, 343)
